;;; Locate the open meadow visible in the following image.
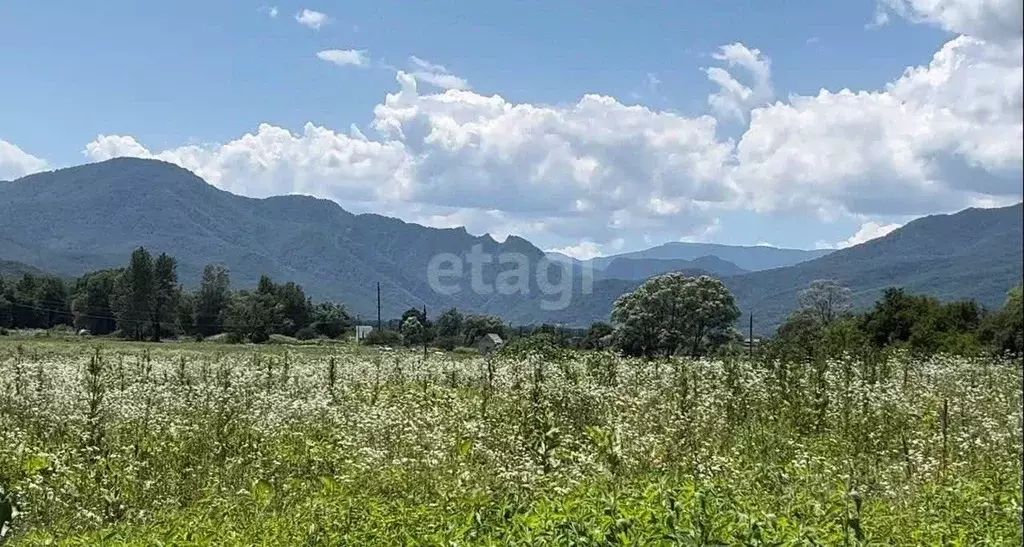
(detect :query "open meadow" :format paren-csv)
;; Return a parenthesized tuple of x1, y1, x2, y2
(1, 337, 1021, 545)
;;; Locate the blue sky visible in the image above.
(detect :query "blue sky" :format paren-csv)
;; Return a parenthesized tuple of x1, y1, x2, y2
(1, 1, 1021, 258)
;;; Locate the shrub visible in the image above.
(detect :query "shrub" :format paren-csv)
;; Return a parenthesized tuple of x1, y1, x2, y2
(362, 329, 403, 347)
(452, 346, 479, 356)
(431, 335, 460, 351)
(294, 326, 318, 341)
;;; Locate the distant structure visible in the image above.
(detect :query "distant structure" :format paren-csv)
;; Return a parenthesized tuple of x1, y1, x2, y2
(355, 325, 373, 342)
(476, 333, 504, 355)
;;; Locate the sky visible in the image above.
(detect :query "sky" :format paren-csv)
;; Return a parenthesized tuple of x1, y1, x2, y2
(1, 0, 1021, 259)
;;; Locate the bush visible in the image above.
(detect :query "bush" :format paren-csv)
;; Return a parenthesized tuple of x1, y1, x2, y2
(362, 329, 403, 347)
(452, 346, 479, 357)
(295, 326, 318, 341)
(500, 333, 569, 360)
(431, 335, 460, 351)
(0, 327, 7, 336)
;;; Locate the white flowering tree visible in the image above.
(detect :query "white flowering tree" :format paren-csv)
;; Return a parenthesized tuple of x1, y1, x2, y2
(611, 273, 740, 357)
(798, 279, 852, 326)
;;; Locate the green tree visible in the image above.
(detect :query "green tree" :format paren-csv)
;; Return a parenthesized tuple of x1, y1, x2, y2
(113, 248, 154, 340)
(461, 314, 505, 346)
(612, 274, 740, 358)
(71, 269, 121, 335)
(435, 308, 463, 338)
(176, 291, 196, 336)
(981, 284, 1023, 356)
(195, 264, 231, 336)
(310, 302, 351, 339)
(150, 253, 179, 341)
(0, 277, 11, 328)
(581, 322, 614, 350)
(227, 290, 280, 343)
(401, 316, 425, 346)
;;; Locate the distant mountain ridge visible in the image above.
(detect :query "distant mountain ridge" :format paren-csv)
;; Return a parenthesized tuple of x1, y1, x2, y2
(2, 158, 1020, 333)
(595, 256, 747, 281)
(0, 158, 549, 319)
(588, 242, 831, 272)
(525, 203, 1024, 333)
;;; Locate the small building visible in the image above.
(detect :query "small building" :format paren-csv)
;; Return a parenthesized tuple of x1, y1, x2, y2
(476, 333, 504, 355)
(355, 325, 373, 342)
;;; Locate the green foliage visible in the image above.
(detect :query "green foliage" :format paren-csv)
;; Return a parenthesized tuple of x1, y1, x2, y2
(70, 269, 120, 335)
(361, 329, 403, 346)
(194, 264, 231, 337)
(400, 316, 425, 346)
(461, 314, 506, 346)
(435, 307, 463, 338)
(310, 302, 350, 339)
(612, 274, 740, 357)
(0, 341, 1019, 544)
(580, 322, 613, 350)
(227, 290, 281, 343)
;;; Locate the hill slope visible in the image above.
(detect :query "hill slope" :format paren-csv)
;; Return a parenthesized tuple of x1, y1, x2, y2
(596, 256, 747, 281)
(589, 242, 831, 271)
(526, 203, 1024, 332)
(0, 158, 549, 319)
(0, 259, 45, 279)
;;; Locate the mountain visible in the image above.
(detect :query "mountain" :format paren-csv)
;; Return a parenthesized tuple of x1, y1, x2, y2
(4, 159, 1019, 333)
(0, 158, 552, 319)
(589, 242, 831, 272)
(596, 256, 747, 281)
(0, 259, 45, 279)
(514, 203, 1024, 333)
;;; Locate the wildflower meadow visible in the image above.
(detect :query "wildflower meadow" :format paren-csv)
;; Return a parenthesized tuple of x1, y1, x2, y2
(1, 339, 1021, 544)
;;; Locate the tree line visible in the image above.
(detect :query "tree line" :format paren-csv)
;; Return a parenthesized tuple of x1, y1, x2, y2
(0, 248, 352, 342)
(768, 280, 1023, 360)
(2, 249, 1020, 356)
(514, 274, 1022, 359)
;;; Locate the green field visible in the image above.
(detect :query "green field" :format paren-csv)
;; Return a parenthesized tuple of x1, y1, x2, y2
(1, 338, 1021, 545)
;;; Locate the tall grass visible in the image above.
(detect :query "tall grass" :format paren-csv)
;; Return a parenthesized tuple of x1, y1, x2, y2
(0, 340, 1020, 544)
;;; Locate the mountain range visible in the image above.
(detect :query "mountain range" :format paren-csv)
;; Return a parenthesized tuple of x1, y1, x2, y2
(2, 158, 1021, 333)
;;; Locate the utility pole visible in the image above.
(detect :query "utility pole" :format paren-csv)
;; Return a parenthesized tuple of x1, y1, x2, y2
(376, 282, 382, 331)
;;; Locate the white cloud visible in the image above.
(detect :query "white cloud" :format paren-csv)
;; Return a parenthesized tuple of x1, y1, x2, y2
(317, 49, 369, 67)
(295, 8, 329, 29)
(259, 5, 279, 18)
(731, 33, 1022, 218)
(0, 139, 48, 180)
(878, 0, 1023, 44)
(705, 42, 773, 122)
(72, 2, 1022, 252)
(547, 240, 605, 260)
(407, 56, 471, 90)
(818, 220, 904, 249)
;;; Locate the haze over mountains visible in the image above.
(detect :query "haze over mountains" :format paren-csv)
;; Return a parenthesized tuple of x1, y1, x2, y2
(2, 158, 1021, 333)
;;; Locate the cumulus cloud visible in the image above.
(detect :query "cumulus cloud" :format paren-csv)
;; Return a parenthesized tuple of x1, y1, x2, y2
(72, 1, 1022, 251)
(878, 0, 1023, 44)
(817, 220, 904, 249)
(0, 139, 48, 180)
(546, 240, 606, 260)
(731, 33, 1022, 218)
(317, 49, 369, 67)
(295, 8, 329, 29)
(705, 42, 773, 122)
(407, 56, 471, 90)
(259, 5, 279, 18)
